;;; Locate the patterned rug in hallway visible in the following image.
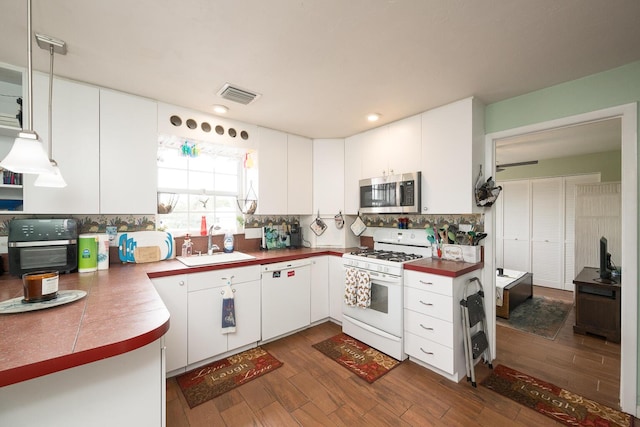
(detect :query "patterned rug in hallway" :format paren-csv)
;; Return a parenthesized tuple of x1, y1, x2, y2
(498, 295, 572, 340)
(312, 333, 400, 383)
(482, 365, 633, 427)
(176, 347, 283, 408)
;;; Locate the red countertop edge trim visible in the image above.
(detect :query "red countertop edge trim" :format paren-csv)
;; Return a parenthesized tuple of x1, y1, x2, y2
(0, 313, 169, 388)
(403, 262, 484, 277)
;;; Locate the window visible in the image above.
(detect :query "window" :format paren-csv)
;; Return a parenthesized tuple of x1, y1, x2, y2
(157, 135, 252, 235)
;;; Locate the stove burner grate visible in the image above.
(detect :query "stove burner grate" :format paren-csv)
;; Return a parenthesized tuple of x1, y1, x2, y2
(349, 249, 423, 263)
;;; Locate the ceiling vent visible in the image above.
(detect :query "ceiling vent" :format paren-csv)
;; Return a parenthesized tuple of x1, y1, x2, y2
(217, 83, 261, 105)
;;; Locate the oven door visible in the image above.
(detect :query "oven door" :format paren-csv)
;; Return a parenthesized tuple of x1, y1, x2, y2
(8, 242, 77, 276)
(342, 270, 402, 337)
(359, 180, 398, 213)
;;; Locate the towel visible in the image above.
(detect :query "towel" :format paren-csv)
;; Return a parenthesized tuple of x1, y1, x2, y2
(344, 267, 357, 307)
(356, 270, 371, 308)
(221, 285, 236, 334)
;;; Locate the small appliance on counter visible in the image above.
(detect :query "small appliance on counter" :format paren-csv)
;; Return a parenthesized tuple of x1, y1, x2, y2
(8, 218, 78, 277)
(289, 223, 302, 248)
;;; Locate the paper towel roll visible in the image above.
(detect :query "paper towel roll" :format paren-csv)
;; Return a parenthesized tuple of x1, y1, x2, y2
(78, 234, 98, 273)
(97, 234, 110, 270)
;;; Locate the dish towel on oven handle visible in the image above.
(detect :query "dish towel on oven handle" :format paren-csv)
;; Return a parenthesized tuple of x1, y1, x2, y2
(356, 270, 371, 308)
(221, 284, 236, 334)
(344, 267, 357, 307)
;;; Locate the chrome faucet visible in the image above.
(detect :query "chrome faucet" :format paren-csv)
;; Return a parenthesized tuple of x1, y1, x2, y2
(208, 225, 220, 255)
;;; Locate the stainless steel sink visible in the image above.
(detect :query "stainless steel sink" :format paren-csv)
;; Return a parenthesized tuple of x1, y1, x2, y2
(176, 252, 256, 267)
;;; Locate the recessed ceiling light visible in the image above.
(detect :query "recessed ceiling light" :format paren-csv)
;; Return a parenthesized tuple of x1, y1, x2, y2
(212, 105, 229, 114)
(367, 113, 381, 122)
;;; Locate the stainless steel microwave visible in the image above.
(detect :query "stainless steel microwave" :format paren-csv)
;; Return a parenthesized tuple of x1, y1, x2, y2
(359, 172, 421, 214)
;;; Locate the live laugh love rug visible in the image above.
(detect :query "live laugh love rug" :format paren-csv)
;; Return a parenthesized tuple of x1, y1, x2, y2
(312, 333, 401, 383)
(176, 347, 283, 408)
(482, 365, 634, 427)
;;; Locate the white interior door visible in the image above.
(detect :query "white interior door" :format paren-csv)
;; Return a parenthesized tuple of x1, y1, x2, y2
(500, 180, 530, 272)
(531, 178, 563, 288)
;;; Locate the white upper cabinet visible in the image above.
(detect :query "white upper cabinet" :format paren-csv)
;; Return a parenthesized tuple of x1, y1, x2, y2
(24, 74, 100, 213)
(313, 138, 345, 216)
(256, 127, 287, 215)
(287, 134, 313, 214)
(257, 127, 312, 215)
(99, 89, 158, 214)
(360, 114, 422, 179)
(344, 133, 364, 215)
(420, 97, 484, 214)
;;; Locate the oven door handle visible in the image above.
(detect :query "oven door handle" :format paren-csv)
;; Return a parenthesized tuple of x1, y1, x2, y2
(366, 271, 402, 285)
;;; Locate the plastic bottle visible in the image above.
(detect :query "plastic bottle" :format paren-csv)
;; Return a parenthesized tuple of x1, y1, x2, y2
(200, 216, 207, 236)
(223, 231, 234, 253)
(182, 234, 193, 257)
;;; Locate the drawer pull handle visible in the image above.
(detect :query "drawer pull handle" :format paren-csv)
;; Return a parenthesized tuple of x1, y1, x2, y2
(420, 347, 434, 355)
(419, 280, 433, 285)
(419, 324, 434, 331)
(220, 288, 237, 295)
(419, 300, 433, 306)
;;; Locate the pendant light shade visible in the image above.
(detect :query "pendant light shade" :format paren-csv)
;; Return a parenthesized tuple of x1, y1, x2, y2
(34, 161, 66, 187)
(0, 131, 56, 175)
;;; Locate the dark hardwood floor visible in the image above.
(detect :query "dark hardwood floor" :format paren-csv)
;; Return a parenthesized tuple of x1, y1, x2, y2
(167, 286, 626, 426)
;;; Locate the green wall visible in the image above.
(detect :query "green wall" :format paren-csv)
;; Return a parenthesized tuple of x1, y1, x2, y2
(496, 150, 621, 182)
(485, 59, 640, 407)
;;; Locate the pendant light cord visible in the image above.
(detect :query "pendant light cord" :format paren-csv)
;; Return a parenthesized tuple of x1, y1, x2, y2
(47, 44, 54, 159)
(25, 0, 34, 133)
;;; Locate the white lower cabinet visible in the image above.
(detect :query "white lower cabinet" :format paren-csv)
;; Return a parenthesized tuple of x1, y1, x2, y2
(403, 269, 481, 382)
(310, 256, 329, 322)
(328, 256, 345, 322)
(187, 266, 261, 366)
(151, 275, 188, 373)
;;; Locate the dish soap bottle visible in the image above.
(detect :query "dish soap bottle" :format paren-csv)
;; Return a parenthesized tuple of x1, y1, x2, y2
(182, 234, 193, 257)
(223, 231, 234, 253)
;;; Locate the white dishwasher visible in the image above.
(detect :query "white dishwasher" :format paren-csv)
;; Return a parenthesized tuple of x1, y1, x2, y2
(261, 258, 311, 342)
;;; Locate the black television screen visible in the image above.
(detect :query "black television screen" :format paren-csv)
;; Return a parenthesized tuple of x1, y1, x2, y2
(599, 236, 612, 280)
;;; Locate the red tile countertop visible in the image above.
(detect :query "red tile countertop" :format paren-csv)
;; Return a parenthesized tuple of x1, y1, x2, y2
(0, 246, 481, 387)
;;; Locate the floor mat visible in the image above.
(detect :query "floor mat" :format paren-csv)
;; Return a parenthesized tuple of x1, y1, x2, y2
(482, 365, 633, 427)
(176, 347, 283, 408)
(497, 296, 572, 340)
(312, 333, 400, 383)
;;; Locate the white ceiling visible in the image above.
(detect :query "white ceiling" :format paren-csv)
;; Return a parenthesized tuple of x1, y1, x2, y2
(0, 1, 639, 140)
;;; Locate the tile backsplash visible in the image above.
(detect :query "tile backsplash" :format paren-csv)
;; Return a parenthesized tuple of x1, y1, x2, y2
(0, 214, 155, 236)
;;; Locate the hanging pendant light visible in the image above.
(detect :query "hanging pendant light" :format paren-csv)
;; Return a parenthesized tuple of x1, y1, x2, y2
(34, 33, 67, 188)
(0, 0, 55, 176)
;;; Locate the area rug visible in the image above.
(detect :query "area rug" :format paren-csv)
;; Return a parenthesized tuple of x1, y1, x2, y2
(482, 365, 633, 427)
(176, 347, 283, 408)
(498, 296, 572, 340)
(312, 333, 400, 383)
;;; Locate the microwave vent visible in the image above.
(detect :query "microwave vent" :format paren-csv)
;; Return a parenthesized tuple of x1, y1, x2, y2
(217, 83, 261, 105)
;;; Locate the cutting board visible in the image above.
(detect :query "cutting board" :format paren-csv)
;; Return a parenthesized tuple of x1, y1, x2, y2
(118, 231, 174, 263)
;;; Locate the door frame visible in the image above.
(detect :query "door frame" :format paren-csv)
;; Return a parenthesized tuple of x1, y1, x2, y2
(483, 103, 637, 415)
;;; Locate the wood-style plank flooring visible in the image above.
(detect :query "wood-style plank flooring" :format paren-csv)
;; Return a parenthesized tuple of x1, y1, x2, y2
(167, 286, 627, 426)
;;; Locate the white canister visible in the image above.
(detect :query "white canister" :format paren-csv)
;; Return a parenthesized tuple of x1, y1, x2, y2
(97, 234, 110, 270)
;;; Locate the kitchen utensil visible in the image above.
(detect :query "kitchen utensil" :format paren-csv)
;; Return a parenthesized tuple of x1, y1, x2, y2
(350, 215, 366, 236)
(118, 231, 175, 263)
(310, 216, 327, 236)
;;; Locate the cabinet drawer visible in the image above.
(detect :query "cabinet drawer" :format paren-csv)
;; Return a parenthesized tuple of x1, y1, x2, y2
(404, 309, 453, 348)
(404, 270, 453, 297)
(404, 286, 453, 322)
(404, 331, 454, 374)
(188, 265, 261, 292)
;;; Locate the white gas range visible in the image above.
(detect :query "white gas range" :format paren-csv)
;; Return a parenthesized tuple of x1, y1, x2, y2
(342, 229, 431, 360)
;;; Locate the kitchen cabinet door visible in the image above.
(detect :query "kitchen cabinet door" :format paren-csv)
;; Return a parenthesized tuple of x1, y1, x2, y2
(313, 139, 344, 216)
(420, 97, 484, 214)
(99, 89, 157, 214)
(256, 127, 287, 214)
(151, 275, 188, 373)
(226, 280, 261, 351)
(287, 134, 312, 214)
(387, 114, 422, 175)
(310, 256, 330, 322)
(328, 256, 345, 322)
(24, 74, 100, 213)
(360, 126, 390, 179)
(187, 286, 227, 364)
(344, 133, 364, 214)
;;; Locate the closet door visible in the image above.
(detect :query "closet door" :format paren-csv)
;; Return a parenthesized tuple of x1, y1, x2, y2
(531, 178, 563, 289)
(495, 184, 504, 268)
(501, 181, 530, 272)
(564, 174, 600, 290)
